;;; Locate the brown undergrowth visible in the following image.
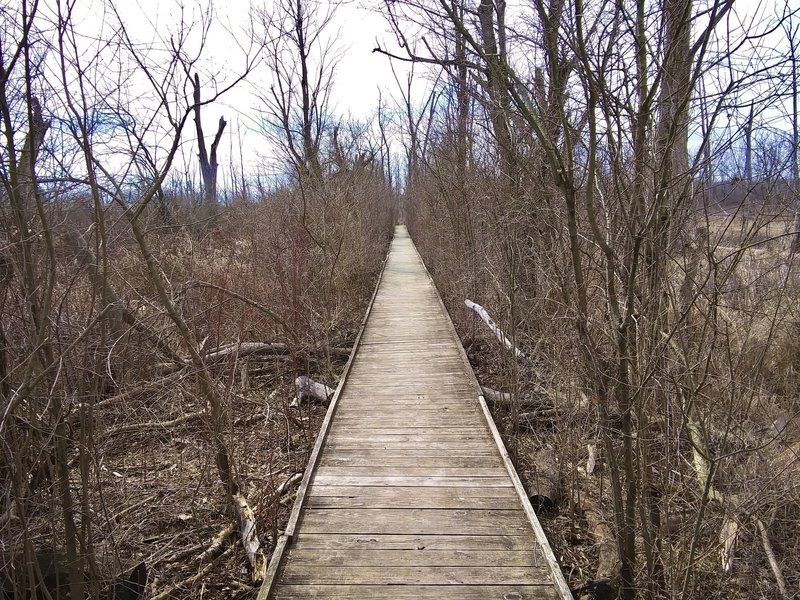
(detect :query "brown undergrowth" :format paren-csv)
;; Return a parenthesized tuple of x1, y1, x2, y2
(410, 181, 800, 599)
(1, 181, 394, 598)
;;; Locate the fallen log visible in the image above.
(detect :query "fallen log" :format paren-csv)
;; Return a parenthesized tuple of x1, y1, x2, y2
(160, 522, 235, 566)
(581, 496, 619, 600)
(480, 386, 553, 410)
(205, 342, 288, 361)
(276, 472, 303, 496)
(290, 376, 335, 407)
(586, 444, 598, 475)
(277, 473, 304, 508)
(465, 299, 529, 363)
(478, 374, 583, 415)
(529, 449, 560, 514)
(234, 492, 266, 583)
(756, 516, 789, 599)
(480, 386, 512, 404)
(151, 545, 236, 600)
(196, 523, 236, 564)
(104, 411, 205, 438)
(155, 343, 353, 376)
(720, 518, 739, 574)
(577, 448, 619, 599)
(155, 343, 291, 375)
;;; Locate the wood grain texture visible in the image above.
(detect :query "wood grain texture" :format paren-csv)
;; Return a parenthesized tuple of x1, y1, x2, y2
(297, 508, 530, 535)
(272, 585, 560, 599)
(280, 565, 551, 585)
(283, 547, 541, 567)
(266, 226, 571, 599)
(290, 533, 539, 551)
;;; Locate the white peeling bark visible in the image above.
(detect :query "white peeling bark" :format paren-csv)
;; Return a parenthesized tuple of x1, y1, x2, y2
(465, 299, 528, 363)
(291, 375, 335, 407)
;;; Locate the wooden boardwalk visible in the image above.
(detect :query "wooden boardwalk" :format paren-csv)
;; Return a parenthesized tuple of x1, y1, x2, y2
(260, 226, 572, 599)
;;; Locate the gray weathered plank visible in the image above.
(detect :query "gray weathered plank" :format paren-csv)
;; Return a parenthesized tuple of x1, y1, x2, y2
(272, 585, 559, 599)
(280, 565, 551, 585)
(318, 454, 502, 468)
(290, 533, 538, 551)
(304, 494, 520, 510)
(314, 467, 505, 477)
(298, 508, 530, 535)
(307, 485, 517, 498)
(309, 475, 513, 487)
(322, 436, 494, 446)
(284, 548, 541, 567)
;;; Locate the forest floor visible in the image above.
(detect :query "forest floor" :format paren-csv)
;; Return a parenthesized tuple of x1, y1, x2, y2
(79, 352, 340, 599)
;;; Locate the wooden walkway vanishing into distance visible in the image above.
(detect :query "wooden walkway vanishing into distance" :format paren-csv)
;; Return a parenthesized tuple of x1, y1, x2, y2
(259, 226, 573, 599)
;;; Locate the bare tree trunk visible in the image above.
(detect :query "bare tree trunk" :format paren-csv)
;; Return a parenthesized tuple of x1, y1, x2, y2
(744, 106, 754, 182)
(788, 21, 800, 254)
(193, 73, 227, 207)
(477, 0, 518, 193)
(453, 2, 475, 252)
(294, 0, 322, 183)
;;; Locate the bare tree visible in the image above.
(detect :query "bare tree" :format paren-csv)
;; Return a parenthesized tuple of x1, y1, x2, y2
(786, 16, 800, 254)
(192, 72, 227, 207)
(257, 0, 337, 183)
(0, 1, 273, 594)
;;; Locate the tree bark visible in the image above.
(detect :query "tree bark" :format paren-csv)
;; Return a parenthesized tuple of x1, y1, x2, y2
(291, 375, 334, 406)
(529, 449, 560, 514)
(477, 0, 518, 195)
(193, 73, 227, 206)
(465, 300, 528, 363)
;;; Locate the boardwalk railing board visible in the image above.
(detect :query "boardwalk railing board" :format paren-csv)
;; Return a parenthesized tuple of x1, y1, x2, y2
(260, 226, 573, 599)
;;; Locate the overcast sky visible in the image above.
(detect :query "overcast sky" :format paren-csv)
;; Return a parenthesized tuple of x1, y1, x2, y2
(46, 0, 425, 180)
(37, 0, 798, 186)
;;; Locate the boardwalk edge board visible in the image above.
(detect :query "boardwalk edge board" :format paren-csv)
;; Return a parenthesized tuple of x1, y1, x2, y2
(256, 238, 392, 600)
(415, 231, 575, 600)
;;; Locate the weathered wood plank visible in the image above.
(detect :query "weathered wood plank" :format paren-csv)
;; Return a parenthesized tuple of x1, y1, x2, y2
(298, 508, 530, 535)
(327, 427, 488, 436)
(317, 447, 503, 457)
(327, 425, 489, 434)
(333, 407, 482, 415)
(322, 448, 499, 457)
(318, 454, 502, 468)
(290, 533, 538, 551)
(325, 435, 493, 444)
(305, 485, 519, 508)
(310, 475, 513, 487)
(272, 585, 559, 599)
(321, 442, 498, 452)
(279, 565, 551, 585)
(327, 426, 489, 433)
(331, 419, 483, 427)
(333, 400, 480, 409)
(333, 408, 489, 418)
(307, 485, 517, 498)
(284, 548, 541, 567)
(305, 494, 520, 509)
(314, 467, 505, 478)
